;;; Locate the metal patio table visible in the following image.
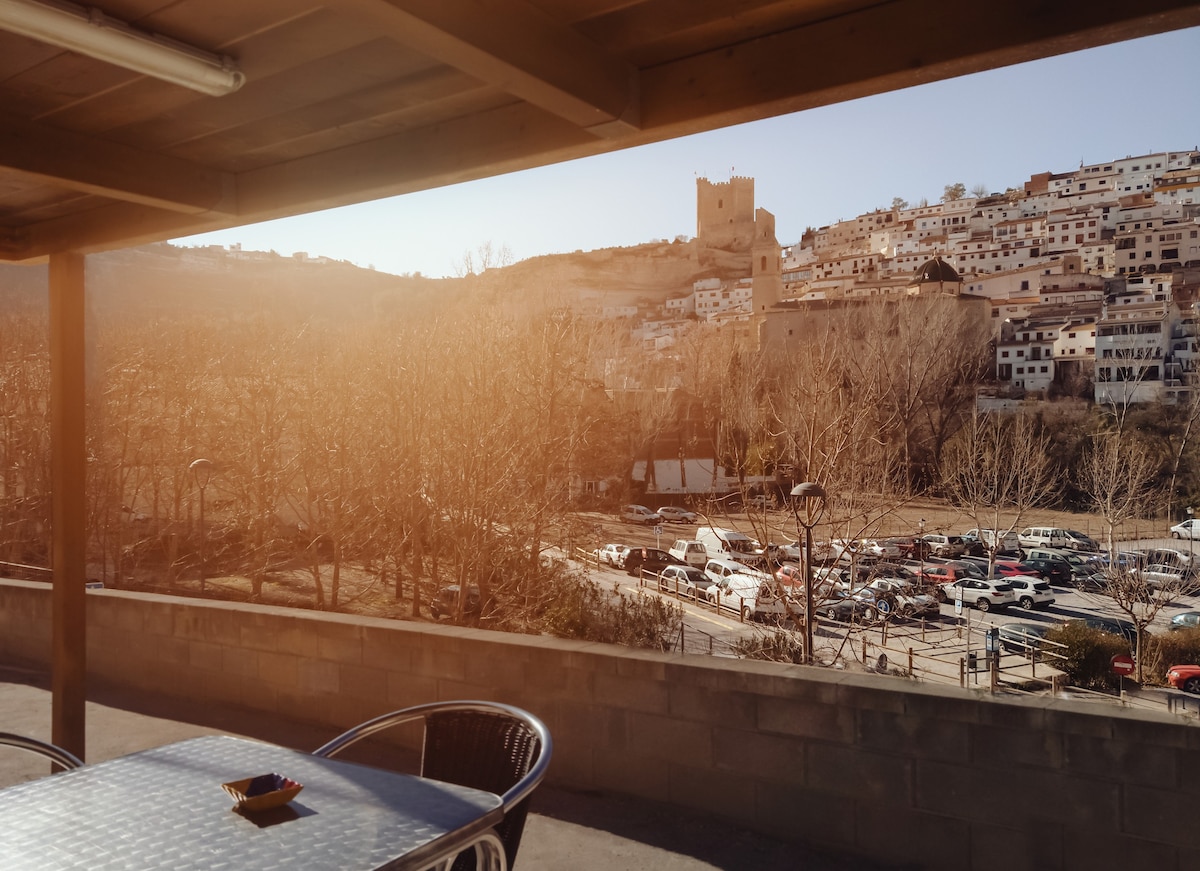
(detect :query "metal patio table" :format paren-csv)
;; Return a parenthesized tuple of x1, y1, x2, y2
(0, 734, 506, 870)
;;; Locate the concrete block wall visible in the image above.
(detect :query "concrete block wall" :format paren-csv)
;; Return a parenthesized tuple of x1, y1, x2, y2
(0, 579, 1196, 870)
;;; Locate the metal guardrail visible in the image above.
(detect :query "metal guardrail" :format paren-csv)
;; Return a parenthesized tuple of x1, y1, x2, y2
(0, 561, 52, 581)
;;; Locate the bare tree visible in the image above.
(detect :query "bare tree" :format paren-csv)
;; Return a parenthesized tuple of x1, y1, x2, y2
(1165, 386, 1200, 520)
(453, 240, 514, 278)
(941, 411, 1056, 574)
(1079, 430, 1180, 682)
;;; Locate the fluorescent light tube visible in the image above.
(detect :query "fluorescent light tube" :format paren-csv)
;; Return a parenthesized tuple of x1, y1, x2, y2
(0, 0, 245, 96)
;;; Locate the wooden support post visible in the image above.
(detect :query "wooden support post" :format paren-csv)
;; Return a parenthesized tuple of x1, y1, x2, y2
(49, 251, 87, 761)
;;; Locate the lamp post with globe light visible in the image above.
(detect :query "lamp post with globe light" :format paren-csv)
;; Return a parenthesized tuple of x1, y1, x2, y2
(189, 458, 214, 592)
(790, 482, 828, 664)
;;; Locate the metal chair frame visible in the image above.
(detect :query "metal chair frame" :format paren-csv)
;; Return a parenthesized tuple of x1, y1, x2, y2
(314, 701, 551, 870)
(0, 731, 83, 772)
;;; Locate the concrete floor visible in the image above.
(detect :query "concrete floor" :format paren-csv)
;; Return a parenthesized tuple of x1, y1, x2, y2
(0, 664, 904, 870)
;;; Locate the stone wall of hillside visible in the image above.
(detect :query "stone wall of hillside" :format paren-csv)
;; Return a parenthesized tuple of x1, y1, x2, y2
(0, 580, 1194, 870)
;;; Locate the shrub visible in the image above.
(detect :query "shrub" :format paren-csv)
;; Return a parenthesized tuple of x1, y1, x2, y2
(733, 630, 806, 664)
(1139, 628, 1200, 687)
(534, 568, 683, 650)
(1044, 622, 1130, 692)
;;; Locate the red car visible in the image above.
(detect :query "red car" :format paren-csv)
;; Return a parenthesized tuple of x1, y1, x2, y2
(884, 536, 932, 560)
(1166, 664, 1200, 694)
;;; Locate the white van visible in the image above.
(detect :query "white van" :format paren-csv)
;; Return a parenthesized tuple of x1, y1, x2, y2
(702, 557, 786, 622)
(696, 527, 763, 567)
(1018, 527, 1069, 549)
(669, 539, 708, 568)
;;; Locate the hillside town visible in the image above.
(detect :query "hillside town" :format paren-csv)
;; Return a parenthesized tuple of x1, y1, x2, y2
(623, 150, 1200, 407)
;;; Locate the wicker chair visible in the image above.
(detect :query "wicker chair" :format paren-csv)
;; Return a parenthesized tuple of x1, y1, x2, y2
(314, 701, 551, 869)
(0, 731, 83, 773)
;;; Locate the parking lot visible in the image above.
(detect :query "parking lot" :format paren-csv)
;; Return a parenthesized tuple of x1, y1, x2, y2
(580, 509, 1200, 707)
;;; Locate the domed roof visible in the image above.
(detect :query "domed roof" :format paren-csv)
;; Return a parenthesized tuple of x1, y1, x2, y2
(913, 256, 962, 284)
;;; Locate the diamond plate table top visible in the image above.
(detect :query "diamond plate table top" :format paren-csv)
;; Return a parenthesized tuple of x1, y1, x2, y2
(0, 735, 504, 870)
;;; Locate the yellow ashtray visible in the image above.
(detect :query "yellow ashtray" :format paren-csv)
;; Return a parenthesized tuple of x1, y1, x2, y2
(222, 772, 303, 812)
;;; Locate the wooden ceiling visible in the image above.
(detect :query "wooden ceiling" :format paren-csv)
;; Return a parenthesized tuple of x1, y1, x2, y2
(1, 0, 1199, 263)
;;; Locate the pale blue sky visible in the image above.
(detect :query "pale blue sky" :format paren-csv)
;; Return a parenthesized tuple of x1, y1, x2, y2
(175, 27, 1200, 279)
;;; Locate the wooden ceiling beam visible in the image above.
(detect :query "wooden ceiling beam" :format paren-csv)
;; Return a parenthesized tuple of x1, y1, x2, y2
(346, 0, 640, 136)
(9, 0, 1200, 260)
(0, 115, 237, 215)
(638, 0, 1200, 134)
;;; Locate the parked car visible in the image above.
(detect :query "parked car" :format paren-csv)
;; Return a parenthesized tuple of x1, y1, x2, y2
(817, 588, 878, 624)
(431, 584, 481, 619)
(772, 539, 804, 562)
(596, 543, 630, 568)
(1004, 575, 1056, 610)
(657, 506, 698, 523)
(1015, 556, 1072, 587)
(1064, 615, 1137, 645)
(1169, 611, 1200, 632)
(1018, 526, 1070, 550)
(962, 528, 1022, 556)
(883, 536, 932, 560)
(918, 561, 986, 587)
(657, 565, 716, 600)
(1061, 529, 1100, 552)
(990, 559, 1051, 581)
(921, 533, 966, 558)
(702, 558, 784, 622)
(775, 563, 806, 590)
(1170, 519, 1200, 540)
(860, 538, 902, 559)
(668, 539, 708, 568)
(624, 547, 683, 577)
(1140, 548, 1192, 568)
(1086, 551, 1148, 575)
(1068, 570, 1109, 593)
(1022, 546, 1078, 566)
(859, 577, 939, 618)
(1134, 563, 1197, 593)
(621, 505, 663, 525)
(940, 578, 1016, 611)
(695, 527, 763, 566)
(997, 622, 1054, 656)
(1166, 664, 1200, 694)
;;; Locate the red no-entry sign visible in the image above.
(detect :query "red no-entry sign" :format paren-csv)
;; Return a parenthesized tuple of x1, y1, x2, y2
(1111, 654, 1135, 675)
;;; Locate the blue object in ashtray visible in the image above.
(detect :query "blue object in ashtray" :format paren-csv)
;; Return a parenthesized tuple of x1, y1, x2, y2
(222, 773, 303, 811)
(245, 773, 288, 797)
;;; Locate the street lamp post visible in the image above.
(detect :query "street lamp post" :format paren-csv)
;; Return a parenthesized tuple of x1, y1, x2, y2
(189, 458, 214, 592)
(918, 517, 926, 586)
(790, 482, 828, 665)
(1189, 507, 1195, 560)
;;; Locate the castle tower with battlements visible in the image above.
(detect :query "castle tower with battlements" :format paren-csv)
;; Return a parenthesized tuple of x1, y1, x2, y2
(752, 208, 782, 314)
(696, 176, 757, 251)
